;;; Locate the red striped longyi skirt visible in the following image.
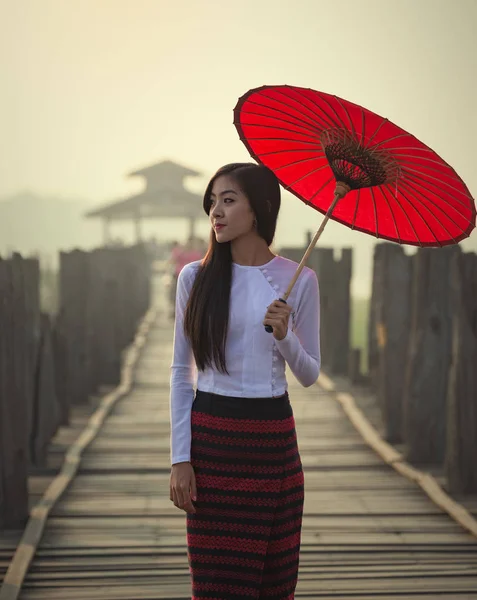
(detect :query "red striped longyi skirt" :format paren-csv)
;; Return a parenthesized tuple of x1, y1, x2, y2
(187, 390, 305, 600)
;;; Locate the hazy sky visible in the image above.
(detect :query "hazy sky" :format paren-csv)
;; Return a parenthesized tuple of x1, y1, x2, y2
(2, 0, 476, 294)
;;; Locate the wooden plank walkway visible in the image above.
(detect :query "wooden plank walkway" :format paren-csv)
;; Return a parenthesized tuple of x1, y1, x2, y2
(5, 308, 477, 598)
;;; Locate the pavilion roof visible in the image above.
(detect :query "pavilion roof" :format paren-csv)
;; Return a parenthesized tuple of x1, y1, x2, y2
(85, 188, 204, 221)
(85, 160, 205, 221)
(128, 160, 200, 179)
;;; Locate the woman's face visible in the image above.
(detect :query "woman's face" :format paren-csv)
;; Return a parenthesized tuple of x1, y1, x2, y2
(209, 175, 256, 244)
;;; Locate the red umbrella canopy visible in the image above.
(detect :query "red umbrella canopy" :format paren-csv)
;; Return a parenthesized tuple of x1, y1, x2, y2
(234, 85, 476, 247)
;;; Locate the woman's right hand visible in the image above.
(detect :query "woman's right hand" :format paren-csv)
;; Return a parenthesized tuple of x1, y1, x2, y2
(170, 462, 197, 514)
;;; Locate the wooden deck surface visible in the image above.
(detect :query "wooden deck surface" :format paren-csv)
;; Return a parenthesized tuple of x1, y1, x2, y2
(3, 308, 477, 598)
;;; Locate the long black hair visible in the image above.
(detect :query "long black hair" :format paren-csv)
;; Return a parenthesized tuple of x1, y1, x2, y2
(183, 163, 281, 373)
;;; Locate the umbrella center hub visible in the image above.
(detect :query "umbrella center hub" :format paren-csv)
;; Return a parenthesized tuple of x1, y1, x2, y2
(320, 128, 401, 190)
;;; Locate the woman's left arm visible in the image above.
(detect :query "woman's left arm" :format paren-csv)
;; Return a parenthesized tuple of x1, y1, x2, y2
(273, 269, 321, 387)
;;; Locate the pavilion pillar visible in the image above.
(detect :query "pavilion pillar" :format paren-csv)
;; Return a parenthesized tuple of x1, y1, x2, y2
(134, 214, 143, 243)
(188, 217, 196, 240)
(102, 218, 111, 246)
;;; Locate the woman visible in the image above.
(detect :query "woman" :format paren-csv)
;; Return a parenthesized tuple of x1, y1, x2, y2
(169, 163, 321, 599)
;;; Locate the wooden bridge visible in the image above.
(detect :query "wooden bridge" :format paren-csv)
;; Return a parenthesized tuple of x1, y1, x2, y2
(2, 273, 477, 599)
(2, 242, 477, 599)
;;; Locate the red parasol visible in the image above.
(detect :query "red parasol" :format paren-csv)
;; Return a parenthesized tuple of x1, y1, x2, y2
(233, 85, 476, 309)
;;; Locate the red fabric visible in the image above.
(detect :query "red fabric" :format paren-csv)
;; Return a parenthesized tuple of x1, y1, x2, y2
(171, 247, 203, 276)
(171, 246, 187, 276)
(234, 85, 476, 247)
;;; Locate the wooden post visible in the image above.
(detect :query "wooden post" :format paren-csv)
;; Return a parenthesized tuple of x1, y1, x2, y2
(22, 258, 41, 465)
(312, 248, 334, 372)
(314, 248, 352, 375)
(0, 245, 152, 529)
(403, 246, 460, 465)
(30, 314, 60, 467)
(367, 244, 385, 389)
(331, 248, 352, 375)
(134, 214, 142, 243)
(0, 259, 21, 527)
(445, 251, 477, 493)
(58, 250, 91, 410)
(279, 245, 352, 376)
(374, 244, 412, 443)
(348, 348, 362, 383)
(52, 309, 69, 426)
(0, 256, 39, 528)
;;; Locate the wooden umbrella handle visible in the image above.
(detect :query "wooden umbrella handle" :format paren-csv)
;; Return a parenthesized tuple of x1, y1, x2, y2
(265, 183, 349, 334)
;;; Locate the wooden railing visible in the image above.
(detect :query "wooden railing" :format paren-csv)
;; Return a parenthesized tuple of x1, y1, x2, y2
(368, 243, 477, 494)
(0, 245, 151, 529)
(281, 241, 476, 494)
(283, 240, 477, 495)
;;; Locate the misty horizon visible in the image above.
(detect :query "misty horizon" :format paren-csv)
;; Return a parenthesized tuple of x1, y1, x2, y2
(2, 0, 476, 298)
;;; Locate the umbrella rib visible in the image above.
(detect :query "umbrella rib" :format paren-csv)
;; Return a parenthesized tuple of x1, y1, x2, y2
(382, 184, 423, 246)
(398, 160, 469, 191)
(307, 176, 335, 204)
(387, 145, 435, 154)
(377, 185, 401, 243)
(397, 183, 443, 246)
(243, 101, 319, 137)
(402, 167, 473, 208)
(237, 122, 320, 145)
(370, 186, 379, 237)
(282, 164, 332, 189)
(255, 147, 325, 157)
(277, 88, 338, 132)
(394, 182, 444, 245)
(258, 90, 333, 133)
(372, 132, 413, 149)
(399, 180, 462, 240)
(314, 93, 352, 133)
(238, 111, 321, 141)
(247, 98, 320, 136)
(393, 153, 460, 175)
(365, 118, 388, 148)
(334, 96, 357, 140)
(272, 156, 328, 173)
(392, 151, 453, 166)
(401, 182, 460, 241)
(314, 94, 350, 131)
(242, 136, 322, 147)
(241, 118, 316, 141)
(292, 89, 348, 132)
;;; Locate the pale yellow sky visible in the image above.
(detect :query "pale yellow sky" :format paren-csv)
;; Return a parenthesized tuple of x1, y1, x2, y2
(1, 0, 476, 293)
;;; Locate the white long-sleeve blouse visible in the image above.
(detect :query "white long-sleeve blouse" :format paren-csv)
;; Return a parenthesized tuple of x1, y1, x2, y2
(169, 255, 321, 465)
